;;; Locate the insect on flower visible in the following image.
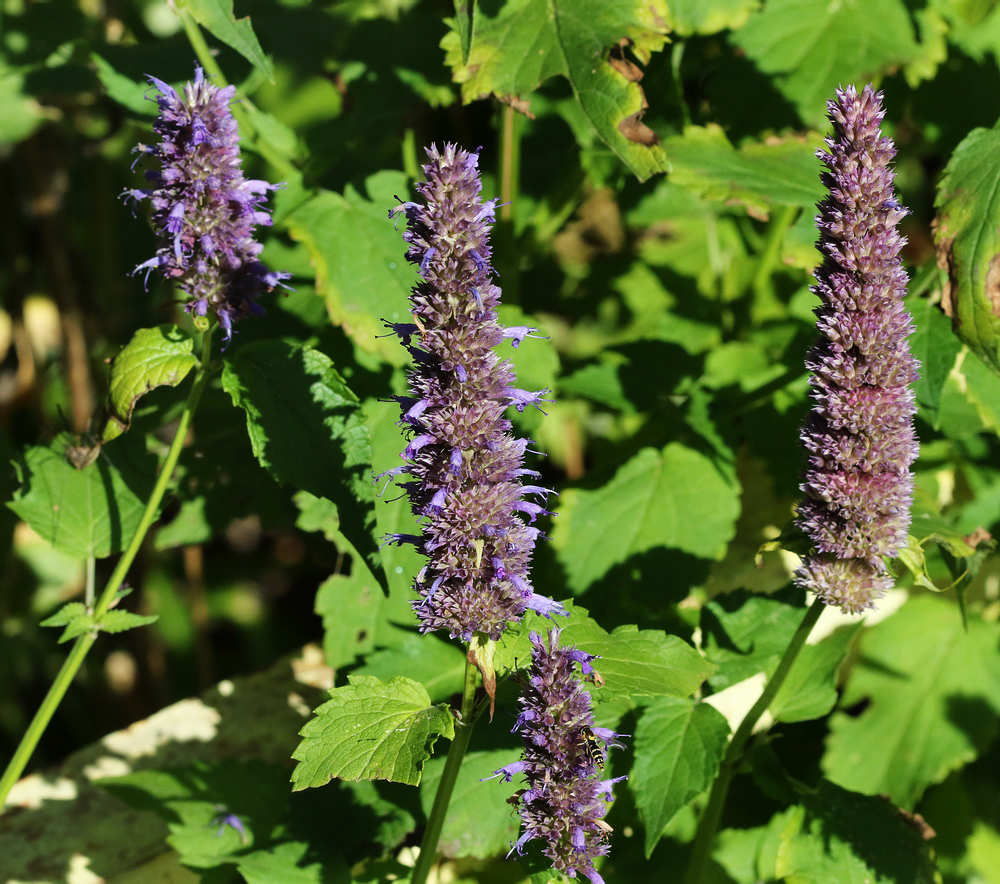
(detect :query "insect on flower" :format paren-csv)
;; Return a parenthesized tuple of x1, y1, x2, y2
(579, 725, 605, 770)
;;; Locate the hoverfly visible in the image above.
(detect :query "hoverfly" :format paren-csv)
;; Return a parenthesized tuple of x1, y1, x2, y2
(579, 725, 605, 770)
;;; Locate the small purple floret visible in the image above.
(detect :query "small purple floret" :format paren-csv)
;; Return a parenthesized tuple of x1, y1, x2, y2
(795, 85, 919, 614)
(127, 66, 290, 342)
(492, 629, 623, 881)
(384, 144, 561, 640)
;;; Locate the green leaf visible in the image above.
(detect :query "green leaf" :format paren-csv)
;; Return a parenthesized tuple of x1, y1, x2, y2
(238, 840, 350, 884)
(96, 609, 160, 635)
(824, 595, 1000, 806)
(442, 0, 670, 180)
(420, 749, 520, 859)
(292, 675, 455, 788)
(664, 0, 758, 35)
(665, 125, 822, 218)
(498, 603, 715, 700)
(40, 600, 158, 643)
(102, 325, 197, 443)
(91, 52, 150, 115)
(631, 697, 730, 857)
(771, 622, 861, 724)
(934, 120, 1000, 376)
(221, 341, 380, 582)
(285, 174, 418, 362)
(731, 0, 919, 125)
(552, 444, 740, 594)
(187, 0, 273, 81)
(8, 434, 156, 559)
(760, 780, 938, 883)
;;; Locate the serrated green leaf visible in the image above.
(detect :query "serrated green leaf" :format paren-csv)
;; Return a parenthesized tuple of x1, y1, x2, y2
(292, 676, 455, 788)
(934, 120, 1000, 376)
(421, 749, 520, 859)
(632, 697, 730, 857)
(187, 0, 273, 81)
(761, 780, 937, 883)
(221, 341, 380, 583)
(103, 325, 197, 443)
(665, 125, 822, 218)
(497, 604, 713, 699)
(39, 601, 87, 628)
(91, 52, 150, 115)
(238, 840, 350, 884)
(824, 596, 1000, 807)
(552, 444, 740, 594)
(731, 0, 919, 125)
(8, 434, 156, 559)
(97, 610, 160, 635)
(442, 0, 670, 180)
(285, 175, 417, 362)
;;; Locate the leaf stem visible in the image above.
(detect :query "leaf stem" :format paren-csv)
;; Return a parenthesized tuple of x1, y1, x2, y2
(0, 330, 214, 809)
(683, 596, 825, 884)
(410, 654, 481, 884)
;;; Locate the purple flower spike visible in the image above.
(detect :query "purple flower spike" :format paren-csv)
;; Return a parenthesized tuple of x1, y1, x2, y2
(492, 629, 624, 881)
(795, 85, 919, 614)
(385, 144, 560, 640)
(128, 66, 290, 343)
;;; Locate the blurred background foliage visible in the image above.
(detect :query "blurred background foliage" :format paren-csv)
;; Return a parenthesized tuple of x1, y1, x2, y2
(3, 0, 1000, 881)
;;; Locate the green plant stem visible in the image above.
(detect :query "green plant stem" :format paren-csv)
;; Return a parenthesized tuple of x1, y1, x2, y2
(499, 104, 520, 223)
(0, 331, 214, 809)
(683, 596, 825, 884)
(175, 5, 299, 183)
(410, 655, 481, 884)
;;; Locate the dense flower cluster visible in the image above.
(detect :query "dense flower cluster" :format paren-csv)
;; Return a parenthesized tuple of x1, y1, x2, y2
(489, 629, 625, 883)
(383, 144, 562, 640)
(128, 66, 288, 341)
(795, 85, 919, 614)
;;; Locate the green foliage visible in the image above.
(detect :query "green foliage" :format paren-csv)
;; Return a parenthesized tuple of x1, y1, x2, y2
(103, 325, 198, 442)
(824, 595, 1000, 807)
(632, 697, 730, 856)
(442, 0, 671, 180)
(291, 675, 455, 789)
(8, 434, 156, 559)
(6, 0, 1000, 881)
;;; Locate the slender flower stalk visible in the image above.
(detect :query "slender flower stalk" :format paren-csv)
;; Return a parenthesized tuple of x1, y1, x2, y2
(795, 84, 919, 614)
(488, 629, 625, 883)
(383, 143, 562, 640)
(127, 65, 289, 342)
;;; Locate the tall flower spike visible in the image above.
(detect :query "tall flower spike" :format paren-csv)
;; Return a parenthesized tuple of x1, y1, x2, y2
(795, 85, 919, 614)
(128, 66, 289, 342)
(385, 144, 562, 640)
(488, 629, 625, 883)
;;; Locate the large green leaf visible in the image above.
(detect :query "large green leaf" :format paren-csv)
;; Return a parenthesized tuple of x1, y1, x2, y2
(824, 596, 1000, 807)
(442, 0, 670, 180)
(631, 697, 730, 857)
(221, 341, 380, 581)
(935, 120, 1000, 376)
(284, 173, 417, 362)
(731, 0, 919, 125)
(909, 296, 963, 428)
(552, 444, 740, 594)
(292, 676, 455, 788)
(665, 125, 822, 218)
(759, 780, 938, 883)
(8, 434, 156, 559)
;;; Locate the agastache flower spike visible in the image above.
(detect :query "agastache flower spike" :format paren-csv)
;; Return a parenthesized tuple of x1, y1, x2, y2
(795, 85, 919, 614)
(488, 629, 625, 883)
(385, 144, 562, 640)
(127, 66, 290, 342)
